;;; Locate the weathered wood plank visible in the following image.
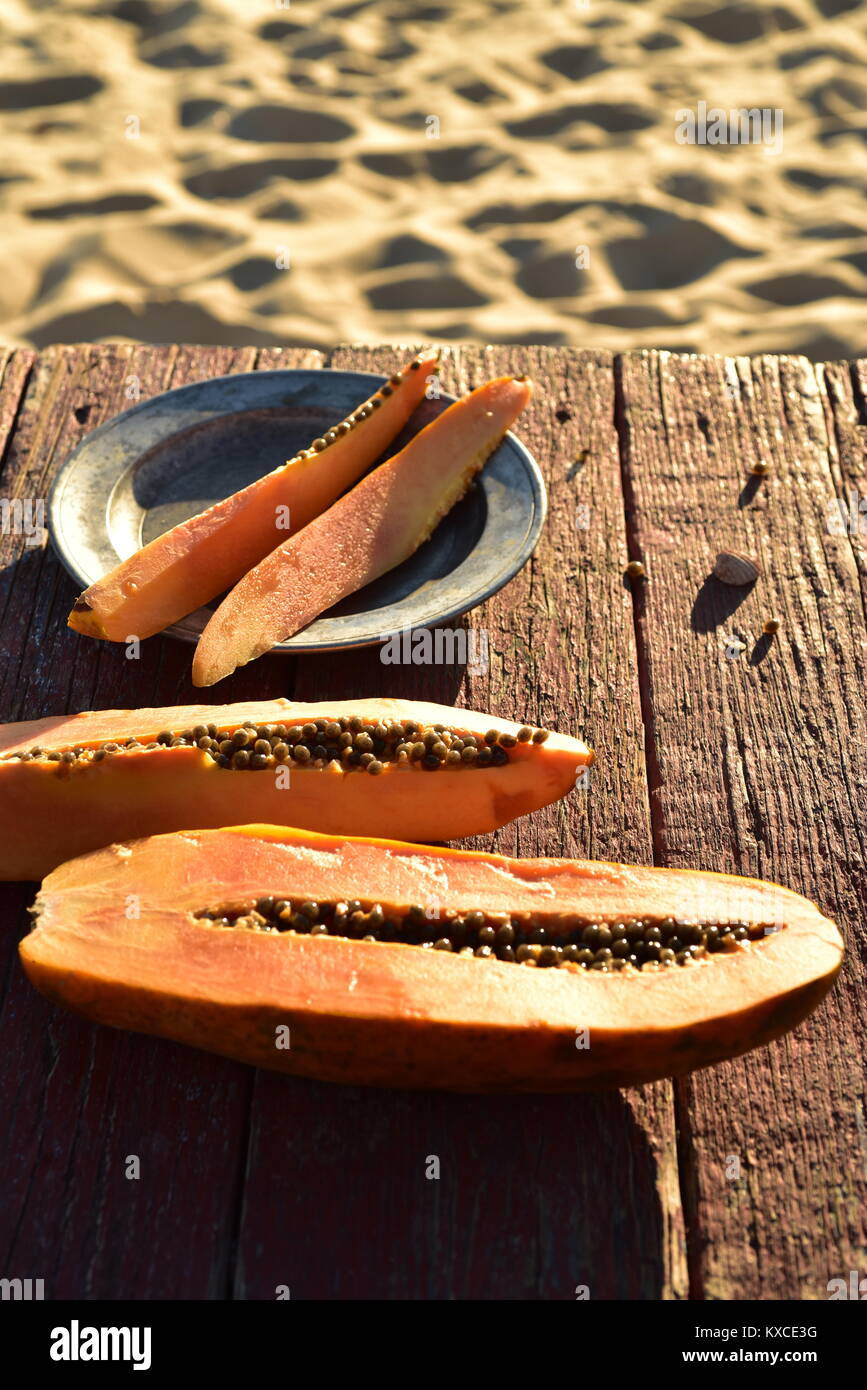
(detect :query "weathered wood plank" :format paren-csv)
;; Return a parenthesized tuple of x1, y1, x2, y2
(617, 349, 867, 1299)
(0, 348, 35, 485)
(0, 345, 323, 1298)
(817, 359, 867, 614)
(235, 344, 686, 1299)
(7, 341, 861, 1301)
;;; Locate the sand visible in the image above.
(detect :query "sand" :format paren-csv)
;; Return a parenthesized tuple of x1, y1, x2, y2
(1, 0, 866, 359)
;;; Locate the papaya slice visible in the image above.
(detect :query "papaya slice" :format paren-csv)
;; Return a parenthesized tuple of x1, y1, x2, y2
(0, 698, 591, 880)
(21, 824, 843, 1091)
(192, 375, 532, 686)
(67, 351, 440, 642)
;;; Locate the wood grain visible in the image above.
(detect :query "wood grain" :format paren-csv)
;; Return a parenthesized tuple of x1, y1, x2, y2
(0, 344, 322, 1298)
(234, 344, 686, 1300)
(817, 358, 867, 613)
(0, 348, 35, 484)
(616, 350, 867, 1299)
(1, 342, 862, 1300)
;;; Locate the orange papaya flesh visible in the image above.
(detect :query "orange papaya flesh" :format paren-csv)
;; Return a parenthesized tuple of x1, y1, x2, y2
(21, 824, 843, 1092)
(192, 375, 532, 686)
(0, 698, 591, 880)
(67, 351, 440, 642)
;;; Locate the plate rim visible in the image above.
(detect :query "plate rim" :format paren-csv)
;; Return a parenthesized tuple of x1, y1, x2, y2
(47, 367, 547, 655)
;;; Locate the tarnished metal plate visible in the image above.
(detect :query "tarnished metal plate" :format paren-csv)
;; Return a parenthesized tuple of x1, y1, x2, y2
(47, 369, 547, 653)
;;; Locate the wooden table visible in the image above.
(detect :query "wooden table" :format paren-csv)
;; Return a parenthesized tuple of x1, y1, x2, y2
(1, 343, 864, 1301)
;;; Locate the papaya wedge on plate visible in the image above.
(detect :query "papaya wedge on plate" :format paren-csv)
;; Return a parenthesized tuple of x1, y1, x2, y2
(67, 351, 440, 642)
(192, 375, 532, 684)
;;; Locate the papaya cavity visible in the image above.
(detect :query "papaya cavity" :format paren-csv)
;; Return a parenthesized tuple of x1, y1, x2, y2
(197, 895, 776, 970)
(3, 714, 548, 774)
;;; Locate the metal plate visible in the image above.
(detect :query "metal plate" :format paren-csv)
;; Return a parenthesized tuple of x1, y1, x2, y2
(48, 369, 547, 653)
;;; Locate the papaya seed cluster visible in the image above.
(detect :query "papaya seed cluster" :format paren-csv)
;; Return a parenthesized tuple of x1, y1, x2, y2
(4, 717, 550, 774)
(291, 354, 433, 460)
(196, 897, 770, 970)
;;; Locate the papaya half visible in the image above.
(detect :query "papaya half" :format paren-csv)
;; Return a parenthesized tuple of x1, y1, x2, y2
(67, 350, 440, 642)
(192, 375, 532, 685)
(20, 824, 843, 1091)
(0, 698, 590, 880)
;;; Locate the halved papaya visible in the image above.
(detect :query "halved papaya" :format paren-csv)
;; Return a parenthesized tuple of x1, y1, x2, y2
(67, 351, 440, 642)
(192, 375, 532, 685)
(20, 824, 843, 1091)
(0, 698, 590, 880)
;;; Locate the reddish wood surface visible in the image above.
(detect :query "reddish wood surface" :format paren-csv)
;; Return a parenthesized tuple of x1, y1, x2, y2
(0, 345, 319, 1299)
(617, 351, 867, 1298)
(235, 345, 684, 1300)
(0, 344, 863, 1299)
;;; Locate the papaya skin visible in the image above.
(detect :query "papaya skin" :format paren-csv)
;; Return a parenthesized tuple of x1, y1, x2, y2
(192, 375, 532, 686)
(67, 351, 440, 643)
(21, 824, 843, 1092)
(0, 698, 591, 881)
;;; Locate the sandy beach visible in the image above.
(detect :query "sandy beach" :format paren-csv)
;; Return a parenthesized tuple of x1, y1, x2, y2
(2, 0, 866, 358)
